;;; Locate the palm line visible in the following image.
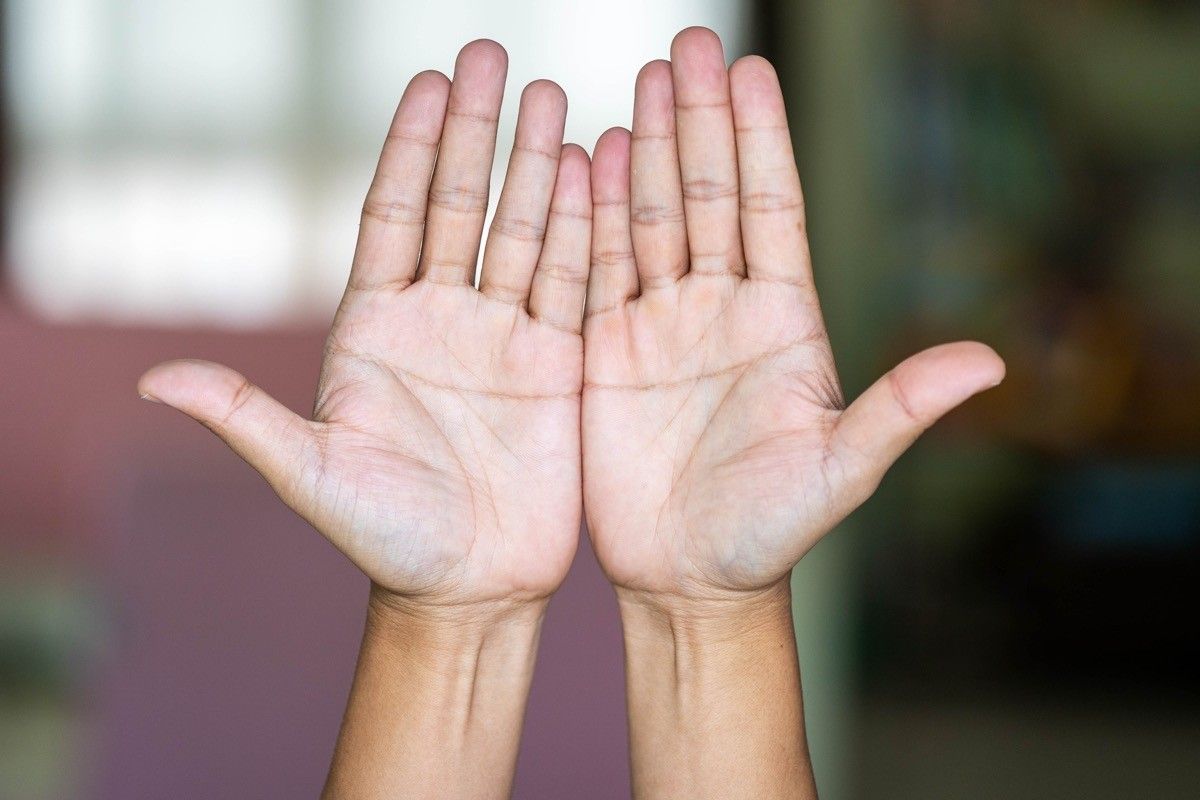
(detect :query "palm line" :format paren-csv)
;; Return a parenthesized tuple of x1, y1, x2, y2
(583, 338, 808, 392)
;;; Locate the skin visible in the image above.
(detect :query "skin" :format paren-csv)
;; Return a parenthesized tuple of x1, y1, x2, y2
(140, 41, 591, 799)
(581, 28, 1004, 799)
(138, 28, 1004, 800)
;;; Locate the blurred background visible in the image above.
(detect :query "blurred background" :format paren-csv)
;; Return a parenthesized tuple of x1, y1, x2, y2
(1, 0, 1198, 798)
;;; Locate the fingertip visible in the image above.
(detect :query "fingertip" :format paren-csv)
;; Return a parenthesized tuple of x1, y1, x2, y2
(729, 55, 785, 116)
(634, 60, 676, 128)
(137, 366, 164, 403)
(137, 358, 191, 402)
(513, 79, 568, 151)
(670, 27, 730, 104)
(522, 78, 567, 111)
(137, 360, 313, 486)
(882, 342, 1006, 430)
(597, 125, 632, 145)
(636, 59, 673, 88)
(990, 356, 1007, 387)
(926, 341, 1007, 390)
(552, 144, 592, 216)
(137, 359, 234, 409)
(516, 81, 568, 144)
(729, 54, 777, 83)
(594, 127, 632, 163)
(457, 38, 508, 73)
(671, 26, 723, 60)
(964, 341, 1007, 388)
(396, 70, 451, 123)
(444, 40, 507, 124)
(561, 142, 591, 165)
(592, 127, 631, 201)
(831, 340, 1006, 495)
(408, 69, 451, 94)
(559, 143, 593, 183)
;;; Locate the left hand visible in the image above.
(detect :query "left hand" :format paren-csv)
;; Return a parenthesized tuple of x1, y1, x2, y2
(140, 42, 592, 615)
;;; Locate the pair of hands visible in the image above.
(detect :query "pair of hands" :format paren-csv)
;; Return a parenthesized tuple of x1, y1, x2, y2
(140, 29, 1003, 628)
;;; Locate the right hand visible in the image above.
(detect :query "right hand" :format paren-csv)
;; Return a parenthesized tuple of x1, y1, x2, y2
(581, 28, 1004, 606)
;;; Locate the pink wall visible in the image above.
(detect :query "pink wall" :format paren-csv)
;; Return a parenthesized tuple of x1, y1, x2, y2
(0, 300, 630, 798)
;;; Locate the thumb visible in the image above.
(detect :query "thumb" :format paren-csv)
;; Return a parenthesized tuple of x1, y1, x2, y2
(830, 341, 1005, 499)
(138, 359, 315, 490)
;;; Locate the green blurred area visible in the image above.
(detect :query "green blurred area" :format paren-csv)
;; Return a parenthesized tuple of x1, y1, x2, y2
(0, 574, 105, 800)
(770, 1, 1200, 797)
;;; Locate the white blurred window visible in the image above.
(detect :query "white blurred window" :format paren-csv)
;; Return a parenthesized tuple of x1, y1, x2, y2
(4, 0, 748, 327)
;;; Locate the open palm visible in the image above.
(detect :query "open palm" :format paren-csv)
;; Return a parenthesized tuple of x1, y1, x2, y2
(582, 29, 1004, 598)
(140, 42, 592, 606)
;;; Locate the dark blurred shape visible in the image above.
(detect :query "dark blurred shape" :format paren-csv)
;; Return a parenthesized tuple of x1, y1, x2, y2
(811, 2, 1200, 797)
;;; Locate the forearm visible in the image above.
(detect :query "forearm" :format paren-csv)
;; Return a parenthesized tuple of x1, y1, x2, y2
(322, 586, 545, 800)
(618, 580, 817, 800)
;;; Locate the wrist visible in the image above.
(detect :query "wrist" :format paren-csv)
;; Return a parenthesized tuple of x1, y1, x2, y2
(616, 579, 796, 697)
(365, 584, 547, 669)
(615, 579, 794, 645)
(368, 583, 548, 633)
(324, 587, 546, 800)
(615, 579, 813, 799)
